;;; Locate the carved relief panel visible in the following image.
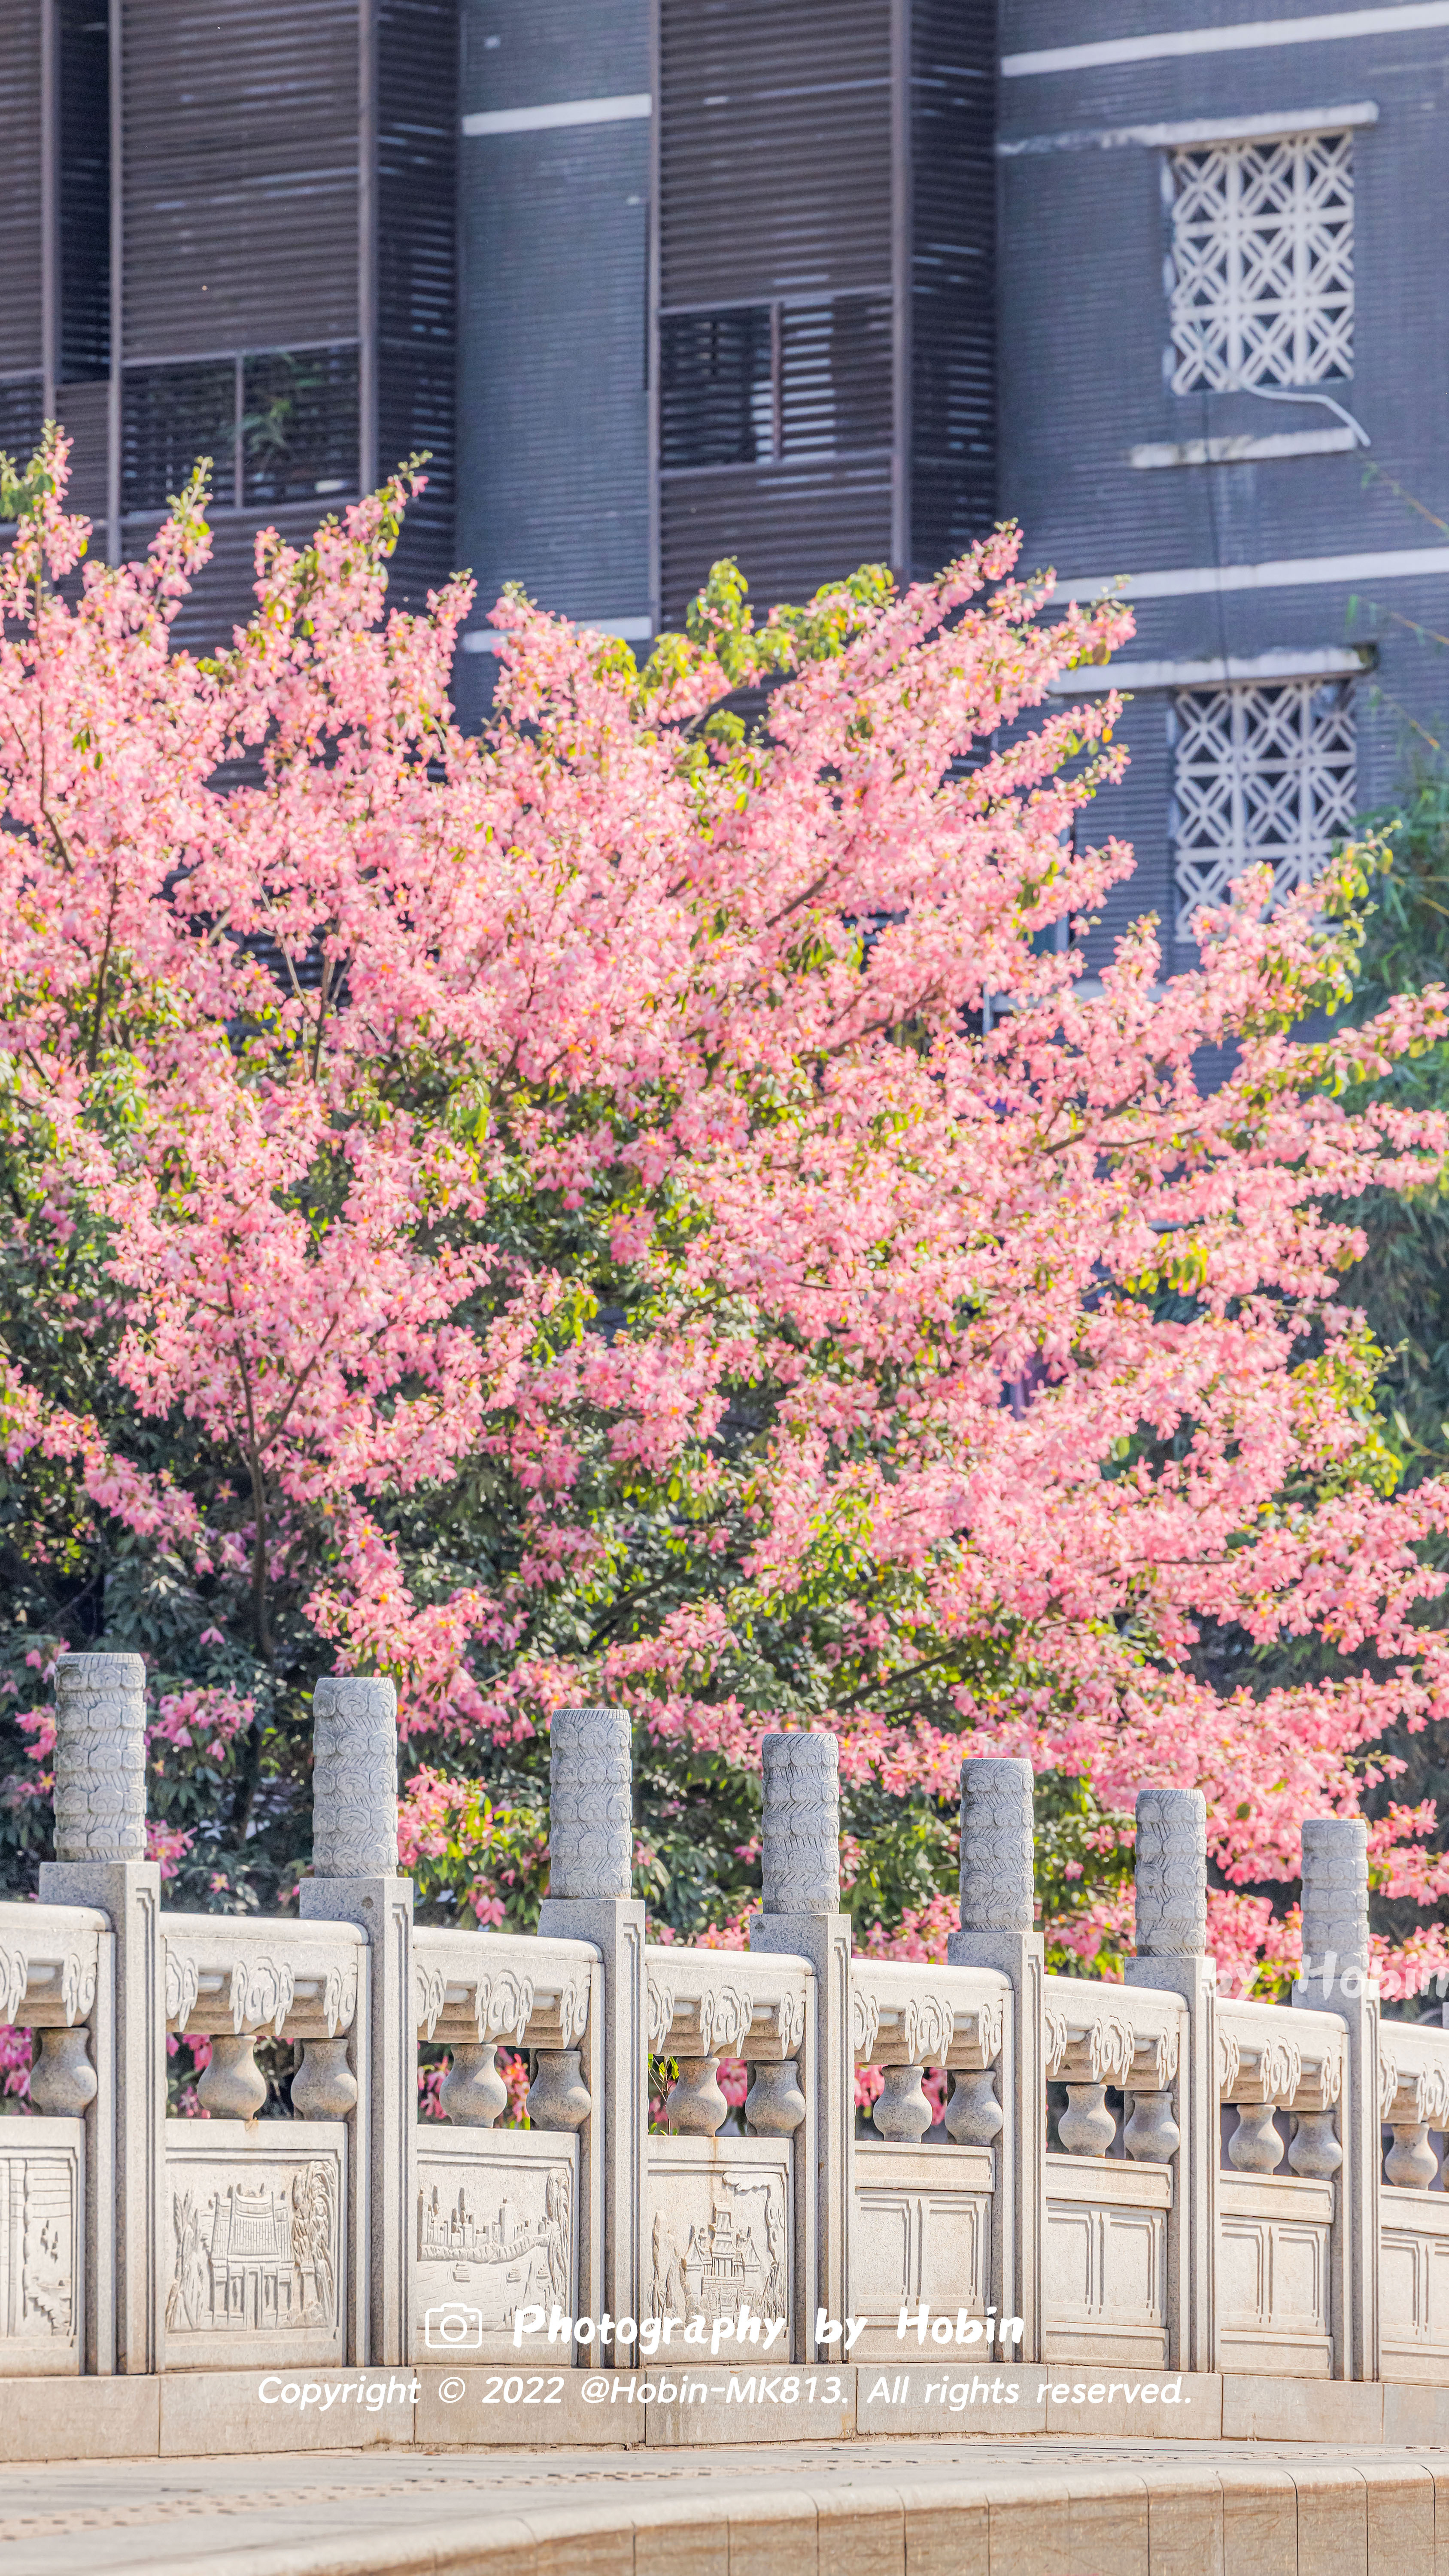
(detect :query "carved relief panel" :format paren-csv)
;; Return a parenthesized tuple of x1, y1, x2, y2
(0, 2123, 83, 2376)
(647, 2139, 791, 2349)
(851, 2142, 993, 2362)
(162, 2122, 346, 2369)
(415, 2129, 578, 2364)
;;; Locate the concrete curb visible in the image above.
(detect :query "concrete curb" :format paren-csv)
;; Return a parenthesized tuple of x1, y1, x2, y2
(120, 2449, 1449, 2576)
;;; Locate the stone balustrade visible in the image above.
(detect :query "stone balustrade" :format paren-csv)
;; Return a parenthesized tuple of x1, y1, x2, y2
(0, 1656, 1446, 2402)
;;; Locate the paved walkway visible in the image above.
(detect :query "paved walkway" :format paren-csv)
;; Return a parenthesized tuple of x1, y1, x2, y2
(0, 2437, 1442, 2576)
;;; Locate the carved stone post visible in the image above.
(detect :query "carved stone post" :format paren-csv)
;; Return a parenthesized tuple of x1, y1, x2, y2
(1125, 1786, 1216, 2374)
(39, 1651, 159, 2376)
(1294, 1817, 1378, 2380)
(750, 1730, 847, 2362)
(538, 1705, 644, 2365)
(948, 1757, 1042, 2359)
(298, 1674, 410, 2364)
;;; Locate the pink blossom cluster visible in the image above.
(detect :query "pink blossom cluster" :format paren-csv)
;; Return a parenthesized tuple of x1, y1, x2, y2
(3, 435, 1449, 1980)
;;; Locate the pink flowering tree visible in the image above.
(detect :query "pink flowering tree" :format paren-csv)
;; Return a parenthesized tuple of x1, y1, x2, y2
(3, 429, 1449, 2011)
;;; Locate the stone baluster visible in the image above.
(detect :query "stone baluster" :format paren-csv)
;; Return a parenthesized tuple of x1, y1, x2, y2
(1126, 1785, 1215, 2373)
(1384, 2097, 1438, 2191)
(1058, 2080, 1116, 2158)
(197, 2032, 267, 2120)
(538, 1705, 643, 2363)
(1227, 2097, 1286, 2173)
(1294, 1817, 1377, 2380)
(750, 1730, 847, 2363)
(441, 2043, 509, 2127)
(291, 2036, 359, 2120)
(40, 1650, 152, 2376)
(948, 1757, 1042, 2360)
(666, 2058, 729, 2135)
(873, 2066, 933, 2142)
(299, 1674, 409, 2364)
(945, 2069, 1004, 2147)
(745, 2061, 807, 2136)
(1288, 2107, 1344, 2181)
(527, 2048, 592, 2132)
(28, 2027, 100, 2116)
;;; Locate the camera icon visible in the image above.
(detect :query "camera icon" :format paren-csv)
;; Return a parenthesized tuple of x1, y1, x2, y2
(424, 2302, 484, 2350)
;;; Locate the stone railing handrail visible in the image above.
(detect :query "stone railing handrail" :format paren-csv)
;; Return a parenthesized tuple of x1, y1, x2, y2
(162, 1910, 367, 2040)
(1045, 1969, 1185, 2094)
(0, 1896, 109, 2029)
(644, 1942, 811, 2063)
(851, 1956, 1008, 2069)
(6, 1658, 1446, 2400)
(1218, 1994, 1344, 2108)
(412, 1923, 596, 2049)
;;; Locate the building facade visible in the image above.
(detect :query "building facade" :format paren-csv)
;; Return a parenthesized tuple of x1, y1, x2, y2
(0, 0, 455, 649)
(996, 1, 1449, 967)
(3, 3, 1447, 938)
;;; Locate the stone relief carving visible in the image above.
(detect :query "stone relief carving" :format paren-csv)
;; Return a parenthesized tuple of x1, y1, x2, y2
(1216, 2026, 1241, 2101)
(165, 2161, 337, 2338)
(320, 1956, 358, 2040)
(1299, 1817, 1369, 1975)
(52, 1652, 147, 1865)
(761, 1732, 840, 1917)
(851, 1987, 881, 2066)
(414, 1962, 447, 2044)
(1382, 2051, 1449, 2129)
(415, 2160, 573, 2333)
(165, 1947, 200, 2033)
(959, 1995, 1005, 2069)
(474, 1965, 535, 2045)
(231, 1956, 295, 2038)
(901, 1990, 954, 2068)
(58, 1950, 96, 2028)
(1052, 2013, 1136, 2090)
(775, 1989, 807, 2058)
(1231, 2035, 1302, 2107)
(649, 2172, 788, 2327)
(1043, 2005, 1069, 2078)
(0, 2150, 77, 2343)
(0, 1947, 27, 2029)
(311, 1676, 398, 1880)
(647, 1975, 676, 2057)
(1130, 2029, 1181, 2094)
(958, 1757, 1034, 1935)
(1133, 1789, 1207, 1956)
(696, 1985, 752, 2060)
(548, 1706, 633, 1902)
(647, 1976, 751, 2060)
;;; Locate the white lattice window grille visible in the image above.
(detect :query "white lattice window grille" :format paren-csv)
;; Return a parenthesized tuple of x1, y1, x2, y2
(1170, 680, 1357, 939)
(1168, 131, 1354, 392)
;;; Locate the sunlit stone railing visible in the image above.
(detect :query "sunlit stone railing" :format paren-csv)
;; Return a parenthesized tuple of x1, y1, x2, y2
(0, 1654, 1442, 2392)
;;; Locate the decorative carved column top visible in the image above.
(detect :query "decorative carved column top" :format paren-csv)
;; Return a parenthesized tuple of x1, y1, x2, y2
(761, 1731, 840, 1915)
(1134, 1787, 1207, 1957)
(1300, 1817, 1369, 1978)
(53, 1650, 147, 1863)
(312, 1675, 398, 1879)
(548, 1705, 633, 1901)
(958, 1756, 1034, 1934)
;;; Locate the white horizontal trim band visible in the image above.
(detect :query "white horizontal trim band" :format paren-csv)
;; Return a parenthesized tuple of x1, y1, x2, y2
(1000, 99, 1379, 152)
(1047, 645, 1373, 692)
(463, 617, 653, 653)
(1002, 3, 1449, 76)
(1053, 544, 1449, 602)
(1129, 426, 1359, 466)
(462, 94, 651, 136)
